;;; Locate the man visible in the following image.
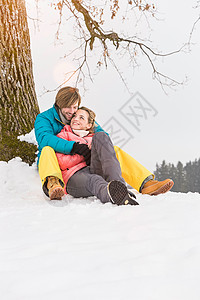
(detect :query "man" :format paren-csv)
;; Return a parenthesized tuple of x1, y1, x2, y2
(34, 87, 174, 201)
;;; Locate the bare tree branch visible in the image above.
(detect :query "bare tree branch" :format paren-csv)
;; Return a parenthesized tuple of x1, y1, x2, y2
(46, 0, 187, 92)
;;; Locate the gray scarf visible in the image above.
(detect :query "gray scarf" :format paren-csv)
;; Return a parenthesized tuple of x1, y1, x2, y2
(58, 108, 70, 125)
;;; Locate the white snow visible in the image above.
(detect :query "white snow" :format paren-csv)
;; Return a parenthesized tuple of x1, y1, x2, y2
(18, 129, 38, 146)
(1, 158, 200, 300)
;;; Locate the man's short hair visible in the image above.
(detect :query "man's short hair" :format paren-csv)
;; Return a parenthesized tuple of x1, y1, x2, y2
(55, 87, 81, 108)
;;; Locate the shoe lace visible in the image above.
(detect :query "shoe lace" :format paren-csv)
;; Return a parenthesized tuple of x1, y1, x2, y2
(148, 179, 158, 184)
(48, 176, 60, 188)
(143, 179, 158, 189)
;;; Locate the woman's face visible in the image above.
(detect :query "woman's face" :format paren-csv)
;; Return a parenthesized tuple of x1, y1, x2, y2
(70, 109, 92, 131)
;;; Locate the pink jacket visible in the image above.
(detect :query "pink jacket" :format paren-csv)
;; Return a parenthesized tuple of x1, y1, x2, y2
(56, 125, 94, 192)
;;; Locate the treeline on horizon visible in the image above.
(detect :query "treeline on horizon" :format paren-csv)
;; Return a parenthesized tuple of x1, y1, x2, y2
(154, 158, 200, 193)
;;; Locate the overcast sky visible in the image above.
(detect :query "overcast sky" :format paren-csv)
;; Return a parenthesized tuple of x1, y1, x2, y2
(26, 0, 200, 171)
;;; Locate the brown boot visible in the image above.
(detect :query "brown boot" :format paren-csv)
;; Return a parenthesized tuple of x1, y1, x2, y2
(141, 179, 174, 195)
(47, 176, 65, 200)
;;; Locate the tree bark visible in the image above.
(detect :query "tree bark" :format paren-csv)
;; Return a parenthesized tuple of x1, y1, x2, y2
(0, 0, 40, 164)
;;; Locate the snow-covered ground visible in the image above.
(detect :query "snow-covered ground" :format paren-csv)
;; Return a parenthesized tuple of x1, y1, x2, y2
(1, 158, 200, 300)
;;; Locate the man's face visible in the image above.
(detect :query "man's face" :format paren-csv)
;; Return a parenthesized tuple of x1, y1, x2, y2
(61, 102, 78, 121)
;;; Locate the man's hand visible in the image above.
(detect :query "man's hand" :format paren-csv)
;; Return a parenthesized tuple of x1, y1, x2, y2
(71, 142, 91, 165)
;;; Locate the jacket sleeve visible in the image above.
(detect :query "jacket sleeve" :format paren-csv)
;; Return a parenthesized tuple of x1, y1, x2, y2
(56, 153, 85, 170)
(34, 114, 75, 154)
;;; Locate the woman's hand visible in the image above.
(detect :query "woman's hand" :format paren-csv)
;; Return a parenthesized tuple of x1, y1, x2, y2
(71, 142, 91, 165)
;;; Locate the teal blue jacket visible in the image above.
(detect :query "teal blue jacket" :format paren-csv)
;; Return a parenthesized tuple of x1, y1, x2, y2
(34, 105, 104, 161)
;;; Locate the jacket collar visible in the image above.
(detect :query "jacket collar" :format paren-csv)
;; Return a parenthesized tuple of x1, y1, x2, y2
(53, 104, 64, 125)
(53, 104, 71, 125)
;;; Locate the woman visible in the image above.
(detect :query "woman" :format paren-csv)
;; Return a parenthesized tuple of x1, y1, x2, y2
(56, 106, 138, 206)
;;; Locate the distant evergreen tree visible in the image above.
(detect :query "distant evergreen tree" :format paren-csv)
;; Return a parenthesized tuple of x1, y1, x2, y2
(154, 158, 200, 193)
(168, 163, 178, 191)
(176, 161, 186, 192)
(154, 160, 169, 181)
(185, 161, 194, 192)
(192, 159, 200, 192)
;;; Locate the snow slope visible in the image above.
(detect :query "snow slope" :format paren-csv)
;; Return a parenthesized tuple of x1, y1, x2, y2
(1, 158, 200, 300)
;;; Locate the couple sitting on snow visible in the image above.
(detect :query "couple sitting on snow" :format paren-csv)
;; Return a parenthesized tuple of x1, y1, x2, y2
(34, 87, 174, 206)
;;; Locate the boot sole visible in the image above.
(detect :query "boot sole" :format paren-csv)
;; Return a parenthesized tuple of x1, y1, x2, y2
(108, 181, 128, 205)
(49, 187, 65, 200)
(107, 180, 140, 205)
(147, 180, 174, 196)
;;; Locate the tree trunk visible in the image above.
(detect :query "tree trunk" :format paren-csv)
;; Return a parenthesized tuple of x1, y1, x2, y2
(0, 0, 40, 164)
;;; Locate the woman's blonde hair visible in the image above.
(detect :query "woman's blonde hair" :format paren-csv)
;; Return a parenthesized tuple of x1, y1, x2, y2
(78, 106, 96, 133)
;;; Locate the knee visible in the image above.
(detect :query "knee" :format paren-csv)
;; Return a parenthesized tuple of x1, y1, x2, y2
(93, 131, 109, 143)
